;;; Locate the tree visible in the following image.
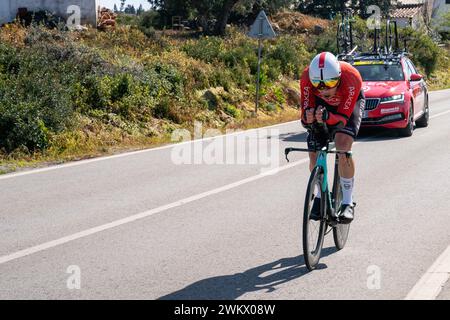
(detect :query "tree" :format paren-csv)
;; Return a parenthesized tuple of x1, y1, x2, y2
(147, 0, 192, 27)
(148, 0, 294, 35)
(137, 4, 145, 15)
(114, 4, 119, 13)
(231, 0, 295, 25)
(296, 0, 397, 19)
(125, 4, 137, 14)
(120, 0, 126, 12)
(297, 0, 347, 19)
(147, 0, 235, 34)
(354, 0, 397, 18)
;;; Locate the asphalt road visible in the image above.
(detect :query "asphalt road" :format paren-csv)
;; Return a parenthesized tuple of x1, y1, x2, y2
(1, 89, 450, 300)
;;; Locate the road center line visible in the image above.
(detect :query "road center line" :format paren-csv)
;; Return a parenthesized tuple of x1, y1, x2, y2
(0, 157, 309, 266)
(0, 132, 376, 265)
(405, 246, 450, 300)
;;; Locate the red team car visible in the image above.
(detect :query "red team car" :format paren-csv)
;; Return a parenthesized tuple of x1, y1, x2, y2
(349, 53, 429, 136)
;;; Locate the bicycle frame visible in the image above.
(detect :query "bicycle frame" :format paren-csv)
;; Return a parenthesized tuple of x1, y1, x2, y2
(287, 130, 354, 268)
(285, 141, 352, 219)
(315, 147, 329, 194)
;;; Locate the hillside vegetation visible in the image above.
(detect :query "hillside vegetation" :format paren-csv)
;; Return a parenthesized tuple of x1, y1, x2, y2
(0, 13, 448, 173)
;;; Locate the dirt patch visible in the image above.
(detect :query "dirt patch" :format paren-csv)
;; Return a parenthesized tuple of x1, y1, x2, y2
(271, 10, 331, 34)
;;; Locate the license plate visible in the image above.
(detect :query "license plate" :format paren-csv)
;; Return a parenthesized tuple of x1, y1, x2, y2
(363, 110, 369, 119)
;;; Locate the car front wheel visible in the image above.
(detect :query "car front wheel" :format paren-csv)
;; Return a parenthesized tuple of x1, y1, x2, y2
(415, 96, 429, 128)
(398, 105, 414, 137)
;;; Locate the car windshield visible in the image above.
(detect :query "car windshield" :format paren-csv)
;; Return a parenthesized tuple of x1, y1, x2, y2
(354, 63, 405, 81)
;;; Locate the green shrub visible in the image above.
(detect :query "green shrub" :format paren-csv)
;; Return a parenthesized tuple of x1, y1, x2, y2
(182, 36, 225, 63)
(0, 41, 74, 152)
(0, 100, 50, 152)
(230, 64, 252, 88)
(224, 104, 241, 118)
(111, 74, 131, 102)
(263, 58, 282, 81)
(149, 62, 185, 97)
(220, 43, 257, 70)
(116, 13, 139, 27)
(138, 10, 163, 30)
(210, 68, 234, 91)
(273, 86, 286, 105)
(153, 99, 170, 119)
(140, 26, 156, 38)
(152, 97, 183, 123)
(262, 102, 277, 112)
(400, 27, 441, 76)
(75, 75, 111, 112)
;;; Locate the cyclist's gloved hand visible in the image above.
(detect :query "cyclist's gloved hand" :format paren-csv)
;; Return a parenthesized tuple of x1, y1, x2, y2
(315, 106, 329, 124)
(305, 108, 315, 124)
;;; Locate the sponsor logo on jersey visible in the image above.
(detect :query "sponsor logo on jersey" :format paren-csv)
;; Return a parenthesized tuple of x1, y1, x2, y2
(303, 86, 310, 109)
(344, 86, 355, 110)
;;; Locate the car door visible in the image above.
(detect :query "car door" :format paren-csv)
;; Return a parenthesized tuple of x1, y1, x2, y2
(406, 59, 425, 116)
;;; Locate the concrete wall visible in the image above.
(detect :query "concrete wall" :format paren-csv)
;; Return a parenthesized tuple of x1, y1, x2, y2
(0, 0, 98, 26)
(393, 15, 425, 29)
(431, 0, 450, 31)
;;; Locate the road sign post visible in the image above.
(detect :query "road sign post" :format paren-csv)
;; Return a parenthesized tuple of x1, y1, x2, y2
(256, 37, 262, 114)
(248, 10, 276, 115)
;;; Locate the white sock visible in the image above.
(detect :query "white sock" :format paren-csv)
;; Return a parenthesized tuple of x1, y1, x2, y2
(340, 177, 354, 205)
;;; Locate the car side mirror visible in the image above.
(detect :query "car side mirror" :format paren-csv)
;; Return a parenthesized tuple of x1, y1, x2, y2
(410, 73, 423, 81)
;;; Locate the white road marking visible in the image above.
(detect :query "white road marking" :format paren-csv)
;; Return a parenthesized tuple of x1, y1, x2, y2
(0, 103, 448, 267)
(0, 157, 309, 266)
(0, 130, 382, 266)
(403, 107, 450, 300)
(0, 120, 300, 181)
(430, 109, 450, 119)
(405, 246, 450, 300)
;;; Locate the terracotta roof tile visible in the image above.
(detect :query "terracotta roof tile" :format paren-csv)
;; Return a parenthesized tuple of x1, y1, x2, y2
(391, 5, 423, 18)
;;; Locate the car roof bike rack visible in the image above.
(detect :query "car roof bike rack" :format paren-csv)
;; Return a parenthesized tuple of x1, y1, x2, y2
(336, 10, 410, 63)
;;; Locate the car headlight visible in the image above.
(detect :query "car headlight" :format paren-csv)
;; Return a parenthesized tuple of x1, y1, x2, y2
(380, 94, 404, 104)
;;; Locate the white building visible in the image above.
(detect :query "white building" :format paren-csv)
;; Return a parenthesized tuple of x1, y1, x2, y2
(390, 0, 431, 28)
(391, 0, 450, 30)
(0, 0, 98, 26)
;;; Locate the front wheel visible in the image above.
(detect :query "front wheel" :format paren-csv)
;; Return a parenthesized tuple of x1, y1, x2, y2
(415, 96, 429, 128)
(303, 166, 326, 271)
(398, 105, 414, 137)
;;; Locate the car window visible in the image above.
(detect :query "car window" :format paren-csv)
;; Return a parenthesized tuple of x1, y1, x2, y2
(404, 60, 413, 80)
(353, 63, 405, 81)
(406, 59, 418, 75)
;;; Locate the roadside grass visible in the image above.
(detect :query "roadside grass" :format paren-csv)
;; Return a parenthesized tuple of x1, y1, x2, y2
(0, 107, 300, 175)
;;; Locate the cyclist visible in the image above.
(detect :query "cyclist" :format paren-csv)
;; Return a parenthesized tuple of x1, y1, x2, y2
(300, 52, 365, 224)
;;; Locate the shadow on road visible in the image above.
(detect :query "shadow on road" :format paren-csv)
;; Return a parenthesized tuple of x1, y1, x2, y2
(278, 132, 308, 143)
(356, 127, 402, 142)
(279, 128, 416, 147)
(278, 127, 414, 145)
(158, 247, 337, 300)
